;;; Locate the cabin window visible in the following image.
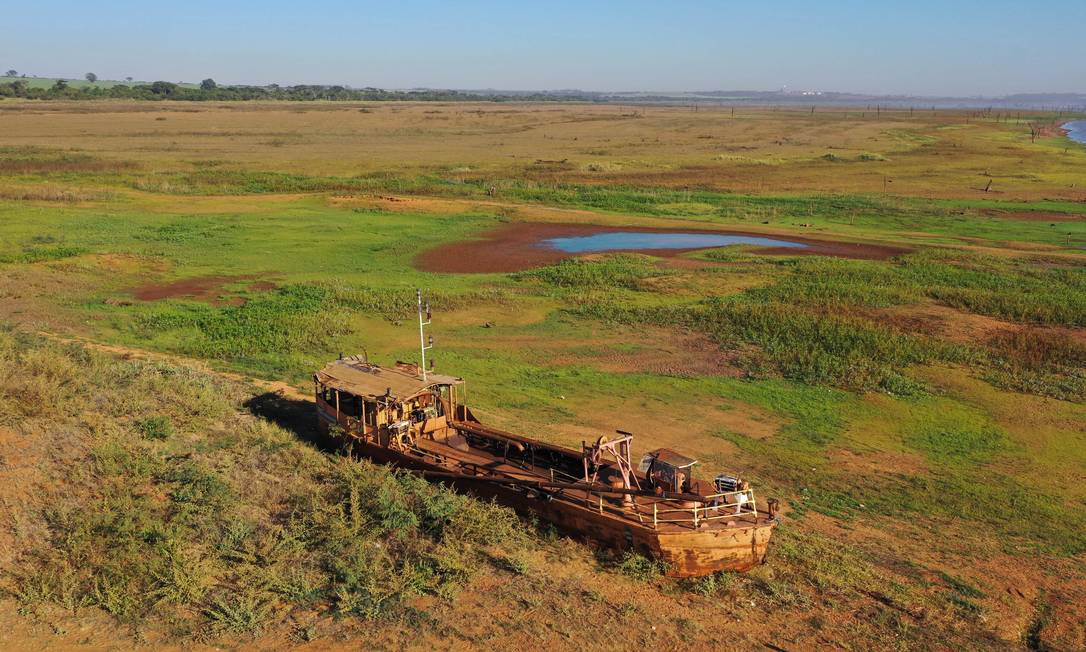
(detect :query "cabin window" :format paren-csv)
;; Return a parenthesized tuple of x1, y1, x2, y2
(363, 400, 377, 426)
(432, 387, 449, 416)
(322, 388, 363, 419)
(339, 393, 363, 419)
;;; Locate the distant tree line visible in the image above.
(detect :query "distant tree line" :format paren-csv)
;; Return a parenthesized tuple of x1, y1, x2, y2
(0, 78, 594, 102)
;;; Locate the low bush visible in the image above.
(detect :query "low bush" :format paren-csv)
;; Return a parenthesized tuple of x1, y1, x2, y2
(137, 415, 173, 439)
(0, 245, 87, 264)
(614, 550, 668, 581)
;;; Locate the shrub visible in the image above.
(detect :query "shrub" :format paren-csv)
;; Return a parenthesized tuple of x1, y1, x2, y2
(679, 570, 736, 597)
(615, 551, 667, 581)
(138, 415, 174, 440)
(204, 589, 272, 634)
(0, 245, 87, 264)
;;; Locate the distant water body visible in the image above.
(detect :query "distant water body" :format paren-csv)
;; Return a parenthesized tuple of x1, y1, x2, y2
(541, 232, 807, 253)
(1065, 121, 1086, 145)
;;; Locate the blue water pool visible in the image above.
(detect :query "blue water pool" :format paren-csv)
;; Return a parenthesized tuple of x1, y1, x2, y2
(540, 231, 808, 253)
(1065, 120, 1086, 146)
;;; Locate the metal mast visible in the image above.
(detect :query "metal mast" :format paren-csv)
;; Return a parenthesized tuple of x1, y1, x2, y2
(417, 288, 432, 381)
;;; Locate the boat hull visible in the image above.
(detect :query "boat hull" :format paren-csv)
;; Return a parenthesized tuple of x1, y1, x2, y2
(331, 427, 775, 577)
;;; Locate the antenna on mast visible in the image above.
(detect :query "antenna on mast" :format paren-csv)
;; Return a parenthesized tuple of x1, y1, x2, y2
(417, 289, 433, 381)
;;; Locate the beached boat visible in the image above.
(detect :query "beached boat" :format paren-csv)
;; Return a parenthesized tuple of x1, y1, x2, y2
(312, 292, 778, 577)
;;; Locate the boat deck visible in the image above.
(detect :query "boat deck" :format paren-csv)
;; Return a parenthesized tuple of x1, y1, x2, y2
(411, 432, 765, 534)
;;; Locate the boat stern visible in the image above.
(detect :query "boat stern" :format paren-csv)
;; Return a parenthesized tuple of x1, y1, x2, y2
(652, 518, 777, 577)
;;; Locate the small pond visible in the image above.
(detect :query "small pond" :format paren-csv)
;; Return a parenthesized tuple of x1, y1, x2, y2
(540, 231, 808, 253)
(1065, 120, 1086, 146)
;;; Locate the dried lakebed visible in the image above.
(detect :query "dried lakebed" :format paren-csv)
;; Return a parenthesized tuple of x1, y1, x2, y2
(418, 222, 910, 273)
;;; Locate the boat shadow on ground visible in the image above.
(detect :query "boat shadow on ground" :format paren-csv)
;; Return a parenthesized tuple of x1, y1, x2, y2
(243, 391, 338, 453)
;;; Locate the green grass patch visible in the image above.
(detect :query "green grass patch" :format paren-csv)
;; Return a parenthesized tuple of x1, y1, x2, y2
(0, 244, 88, 264)
(514, 253, 664, 290)
(903, 400, 1010, 464)
(574, 298, 937, 395)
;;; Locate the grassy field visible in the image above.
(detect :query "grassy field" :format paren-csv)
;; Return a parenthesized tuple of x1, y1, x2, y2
(0, 100, 1084, 650)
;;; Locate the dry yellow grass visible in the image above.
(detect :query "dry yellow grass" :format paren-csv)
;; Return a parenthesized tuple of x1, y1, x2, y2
(0, 100, 1082, 200)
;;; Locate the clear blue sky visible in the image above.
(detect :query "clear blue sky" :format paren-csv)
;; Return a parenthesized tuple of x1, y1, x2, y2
(3, 0, 1084, 95)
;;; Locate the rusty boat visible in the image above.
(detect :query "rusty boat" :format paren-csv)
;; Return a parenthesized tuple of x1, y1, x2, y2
(313, 291, 778, 577)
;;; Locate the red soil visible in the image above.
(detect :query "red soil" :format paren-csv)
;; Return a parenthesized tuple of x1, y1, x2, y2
(417, 222, 911, 273)
(132, 275, 278, 304)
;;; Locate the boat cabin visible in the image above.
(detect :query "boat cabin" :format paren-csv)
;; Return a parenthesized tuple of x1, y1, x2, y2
(639, 448, 698, 494)
(314, 356, 464, 448)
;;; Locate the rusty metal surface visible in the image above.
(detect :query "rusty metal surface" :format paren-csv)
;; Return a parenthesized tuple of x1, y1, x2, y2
(644, 448, 698, 468)
(314, 355, 461, 399)
(364, 432, 775, 576)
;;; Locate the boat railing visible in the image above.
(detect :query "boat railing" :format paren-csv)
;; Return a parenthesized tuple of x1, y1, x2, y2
(640, 490, 758, 529)
(547, 467, 583, 484)
(560, 488, 758, 529)
(400, 440, 758, 529)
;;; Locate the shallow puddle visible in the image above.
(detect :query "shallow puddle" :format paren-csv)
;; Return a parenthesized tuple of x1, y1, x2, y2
(540, 231, 807, 253)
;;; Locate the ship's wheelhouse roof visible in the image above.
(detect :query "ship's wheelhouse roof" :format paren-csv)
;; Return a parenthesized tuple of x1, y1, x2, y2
(314, 356, 462, 400)
(646, 448, 698, 468)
